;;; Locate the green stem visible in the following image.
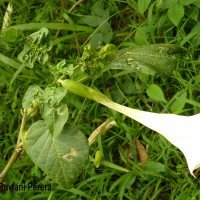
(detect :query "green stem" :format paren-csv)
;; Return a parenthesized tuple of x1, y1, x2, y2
(17, 111, 28, 144)
(0, 142, 23, 182)
(90, 156, 129, 173)
(0, 111, 27, 183)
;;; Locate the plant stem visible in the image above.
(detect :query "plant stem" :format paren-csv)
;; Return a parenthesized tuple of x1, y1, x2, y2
(90, 156, 130, 172)
(0, 111, 27, 183)
(0, 142, 23, 182)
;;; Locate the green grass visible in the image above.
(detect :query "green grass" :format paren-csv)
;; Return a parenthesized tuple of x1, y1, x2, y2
(1, 0, 200, 199)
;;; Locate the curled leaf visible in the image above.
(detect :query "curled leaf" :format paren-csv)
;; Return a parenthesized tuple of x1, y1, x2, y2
(39, 87, 67, 107)
(97, 44, 117, 61)
(22, 85, 43, 110)
(18, 28, 52, 68)
(39, 87, 68, 137)
(49, 59, 74, 76)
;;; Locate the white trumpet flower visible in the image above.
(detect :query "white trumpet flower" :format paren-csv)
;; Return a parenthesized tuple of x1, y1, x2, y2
(106, 101, 200, 176)
(58, 79, 200, 176)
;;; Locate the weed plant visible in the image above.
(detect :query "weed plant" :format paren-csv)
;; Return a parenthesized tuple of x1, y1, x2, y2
(0, 0, 200, 199)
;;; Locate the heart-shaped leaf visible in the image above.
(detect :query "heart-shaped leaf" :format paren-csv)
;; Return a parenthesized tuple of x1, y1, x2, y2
(25, 120, 89, 188)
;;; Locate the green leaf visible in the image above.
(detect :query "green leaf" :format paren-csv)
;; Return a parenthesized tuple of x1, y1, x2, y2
(81, 15, 101, 27)
(50, 59, 74, 76)
(25, 121, 89, 188)
(108, 44, 186, 77)
(0, 38, 10, 50)
(185, 99, 200, 108)
(0, 53, 21, 69)
(103, 31, 113, 44)
(179, 0, 196, 6)
(12, 23, 93, 32)
(142, 161, 165, 176)
(18, 28, 52, 68)
(188, 7, 199, 21)
(169, 90, 187, 113)
(118, 173, 136, 199)
(92, 1, 105, 16)
(109, 173, 135, 192)
(39, 87, 67, 107)
(146, 84, 167, 103)
(97, 44, 117, 61)
(49, 59, 74, 76)
(180, 24, 200, 46)
(121, 79, 135, 95)
(0, 27, 23, 42)
(90, 32, 104, 48)
(99, 21, 110, 33)
(138, 0, 152, 15)
(39, 87, 68, 137)
(40, 103, 68, 137)
(22, 85, 43, 109)
(135, 26, 149, 45)
(76, 44, 116, 79)
(168, 4, 184, 26)
(160, 0, 178, 9)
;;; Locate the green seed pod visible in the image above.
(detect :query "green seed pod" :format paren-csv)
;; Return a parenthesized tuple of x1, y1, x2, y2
(94, 150, 102, 168)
